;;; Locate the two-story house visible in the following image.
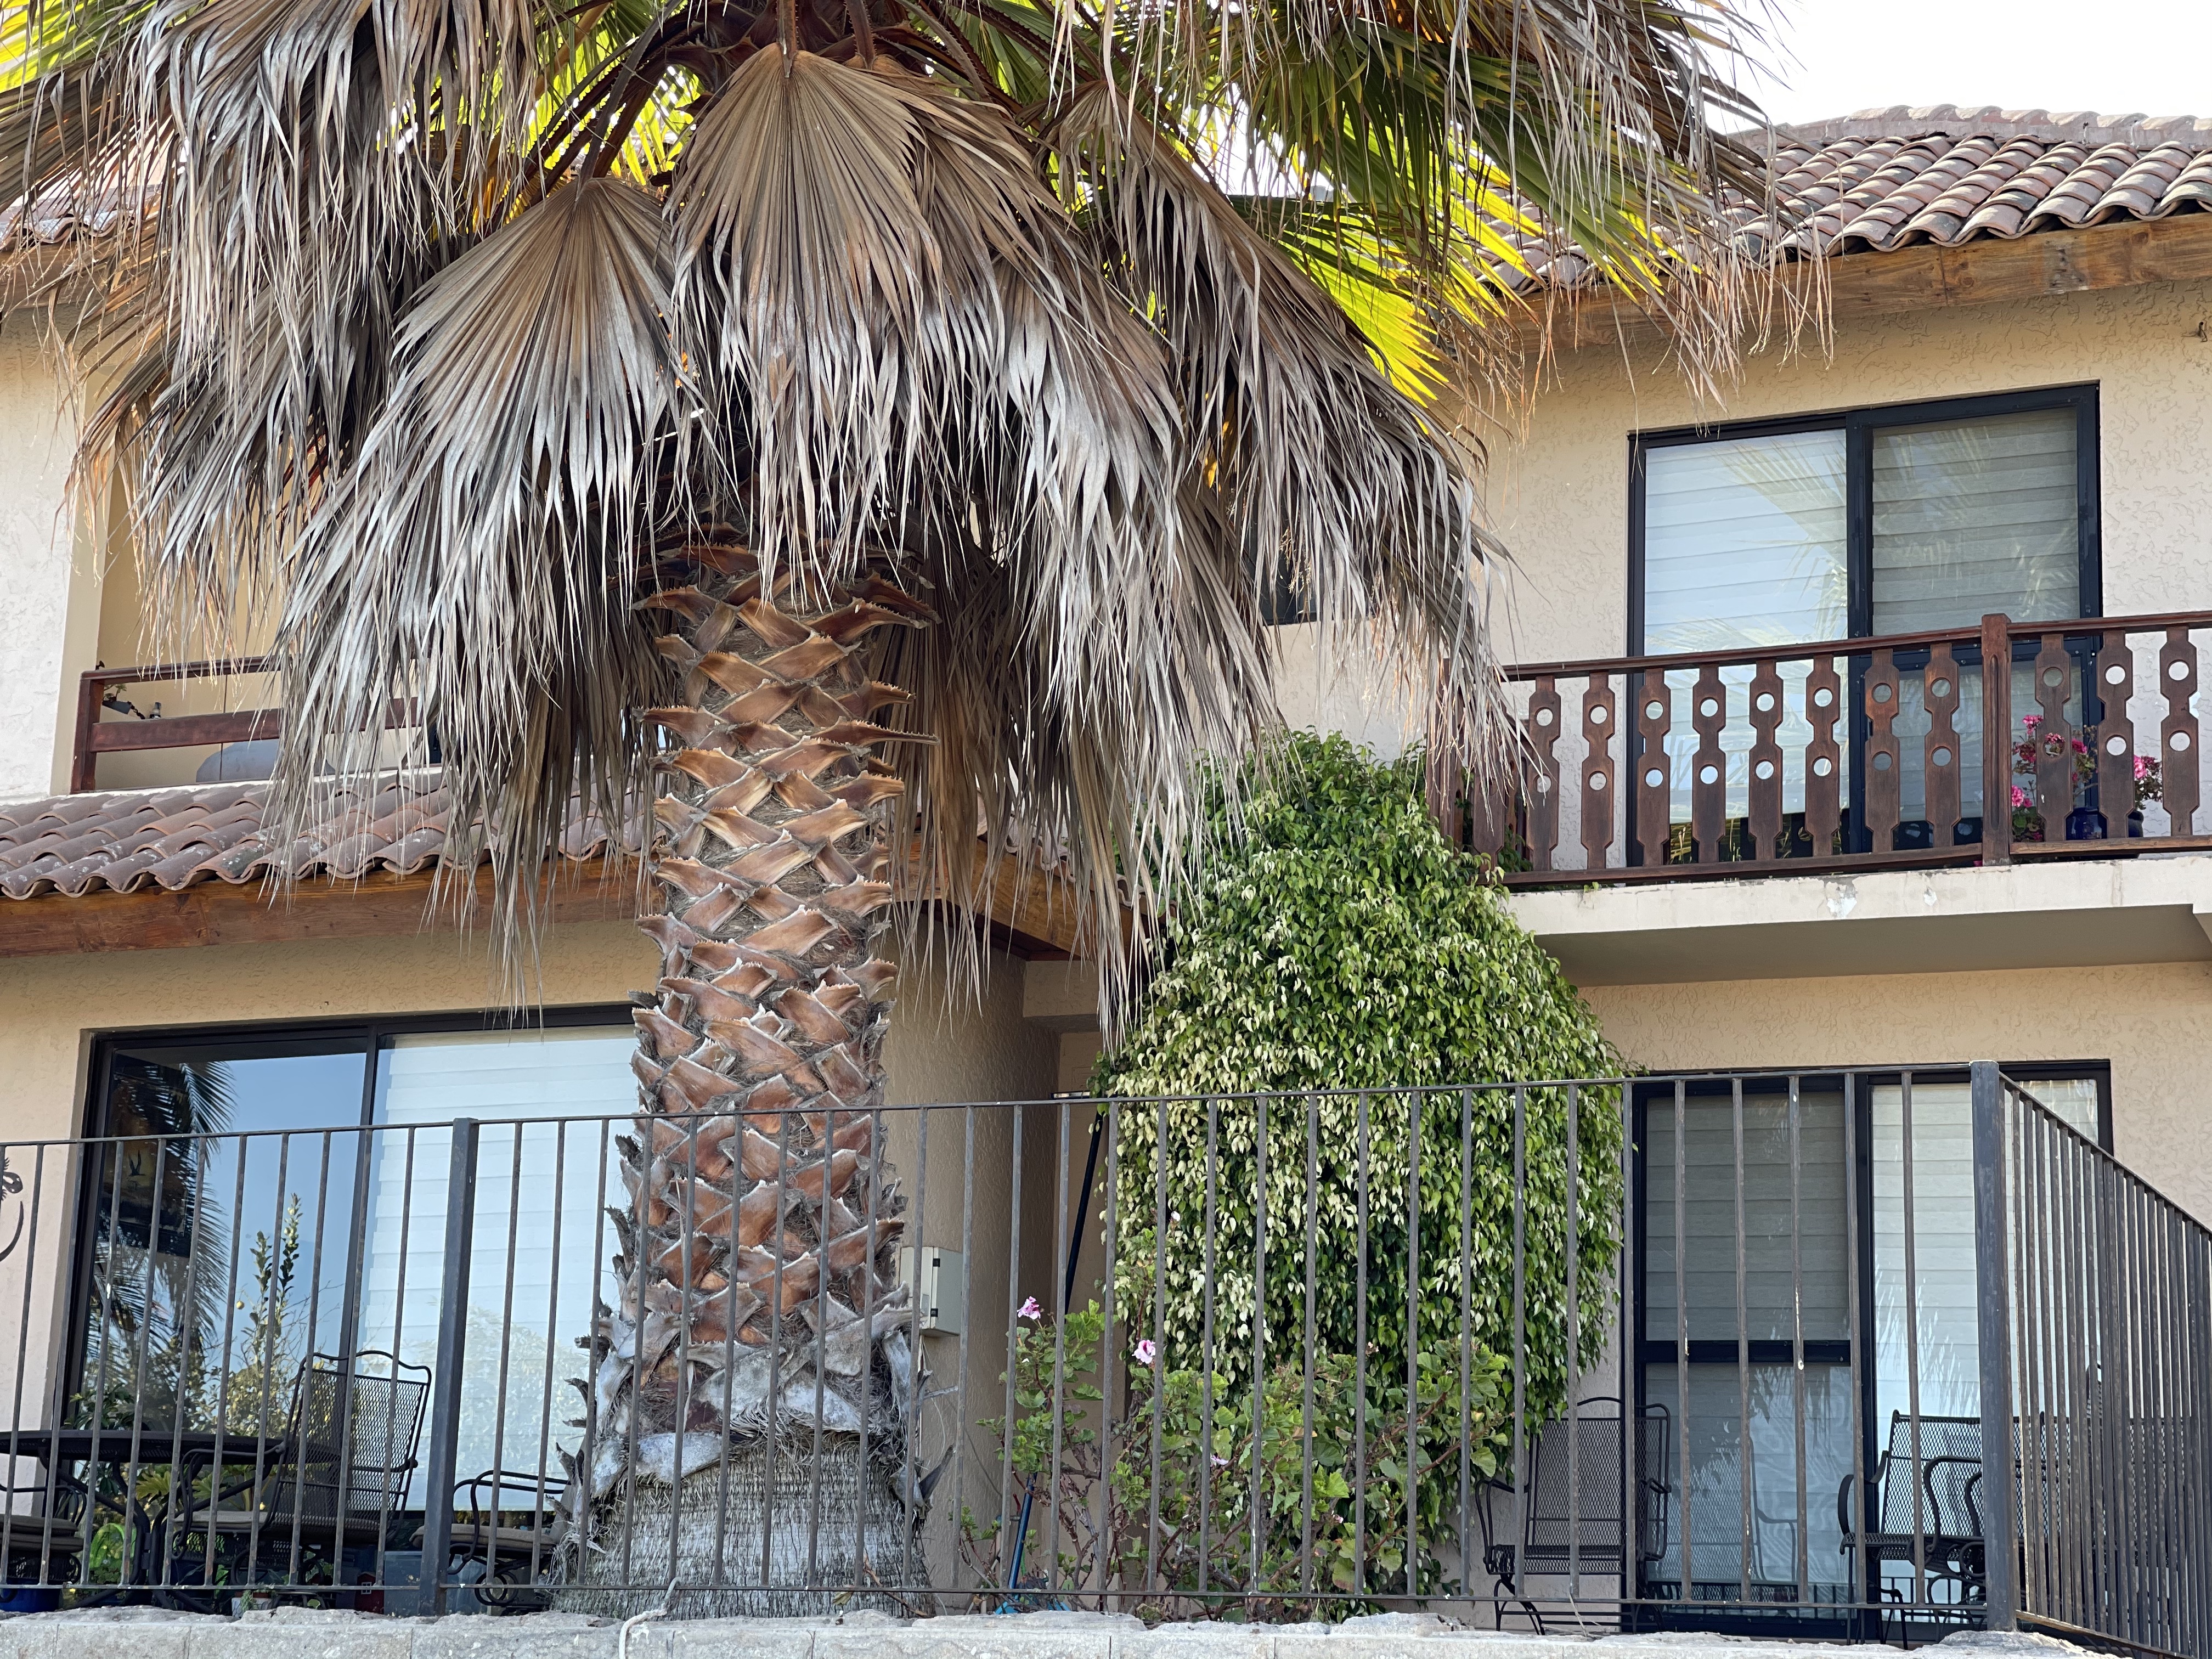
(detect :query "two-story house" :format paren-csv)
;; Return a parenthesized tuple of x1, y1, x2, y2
(0, 102, 2209, 1642)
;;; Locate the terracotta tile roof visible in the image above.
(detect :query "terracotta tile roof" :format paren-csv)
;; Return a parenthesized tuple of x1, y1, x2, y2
(1505, 107, 2212, 291)
(0, 779, 639, 901)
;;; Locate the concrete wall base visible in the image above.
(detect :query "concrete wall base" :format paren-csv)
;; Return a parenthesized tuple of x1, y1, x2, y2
(0, 1607, 2088, 1659)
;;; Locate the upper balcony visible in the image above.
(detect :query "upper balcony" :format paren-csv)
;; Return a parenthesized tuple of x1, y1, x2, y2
(1475, 608, 2212, 886)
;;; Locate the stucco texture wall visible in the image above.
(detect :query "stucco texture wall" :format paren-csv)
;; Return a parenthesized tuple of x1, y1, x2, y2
(0, 314, 89, 804)
(1484, 278, 2212, 665)
(0, 919, 1056, 1142)
(1583, 959, 2212, 1224)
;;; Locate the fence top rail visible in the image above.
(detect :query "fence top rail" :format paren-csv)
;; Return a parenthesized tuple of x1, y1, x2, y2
(2002, 1069, 2212, 1251)
(22, 1063, 2018, 1154)
(80, 655, 275, 690)
(1501, 606, 2212, 684)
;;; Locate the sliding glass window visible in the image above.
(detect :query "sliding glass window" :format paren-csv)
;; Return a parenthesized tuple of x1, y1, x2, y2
(1629, 387, 2099, 855)
(70, 1015, 628, 1492)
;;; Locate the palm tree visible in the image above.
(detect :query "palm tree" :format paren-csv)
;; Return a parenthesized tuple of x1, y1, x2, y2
(7, 0, 1768, 1612)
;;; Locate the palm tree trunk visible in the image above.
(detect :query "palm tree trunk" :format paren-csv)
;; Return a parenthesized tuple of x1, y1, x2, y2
(556, 541, 935, 1617)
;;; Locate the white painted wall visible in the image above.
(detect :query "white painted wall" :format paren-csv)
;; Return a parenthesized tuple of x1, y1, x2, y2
(0, 312, 89, 804)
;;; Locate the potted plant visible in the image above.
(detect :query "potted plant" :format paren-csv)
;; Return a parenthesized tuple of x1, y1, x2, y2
(2013, 716, 2162, 840)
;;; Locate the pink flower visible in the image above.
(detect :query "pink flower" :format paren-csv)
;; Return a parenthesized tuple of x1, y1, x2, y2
(1133, 1339, 1159, 1367)
(1210, 1454, 1230, 1468)
(2022, 715, 2041, 729)
(1018, 1296, 1042, 1321)
(2137, 756, 2156, 780)
(2012, 785, 2032, 809)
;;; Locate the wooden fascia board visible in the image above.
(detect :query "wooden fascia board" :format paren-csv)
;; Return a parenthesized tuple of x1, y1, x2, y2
(1533, 213, 2212, 351)
(0, 851, 1091, 961)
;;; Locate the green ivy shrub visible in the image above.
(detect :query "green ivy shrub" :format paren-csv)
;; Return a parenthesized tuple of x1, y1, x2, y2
(1094, 731, 1624, 1447)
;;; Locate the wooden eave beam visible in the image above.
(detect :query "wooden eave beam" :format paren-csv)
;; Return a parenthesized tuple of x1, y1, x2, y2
(0, 852, 1092, 961)
(1533, 212, 2212, 351)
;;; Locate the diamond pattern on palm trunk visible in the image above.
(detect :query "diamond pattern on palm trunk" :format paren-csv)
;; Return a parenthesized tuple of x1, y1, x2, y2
(567, 543, 935, 1551)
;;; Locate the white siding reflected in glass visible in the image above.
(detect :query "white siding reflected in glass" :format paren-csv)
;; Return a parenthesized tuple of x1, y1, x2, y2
(1644, 1090, 1851, 1596)
(359, 1029, 632, 1502)
(1870, 1079, 2100, 1428)
(1643, 433, 1848, 834)
(1644, 432, 1849, 656)
(1871, 410, 2080, 634)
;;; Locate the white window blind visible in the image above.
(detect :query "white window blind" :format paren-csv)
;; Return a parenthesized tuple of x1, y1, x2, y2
(1643, 430, 1849, 656)
(359, 1028, 633, 1498)
(1870, 408, 2080, 634)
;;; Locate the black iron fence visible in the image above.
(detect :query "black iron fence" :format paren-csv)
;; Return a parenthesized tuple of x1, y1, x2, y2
(1994, 1070, 2212, 1656)
(0, 1067, 2200, 1645)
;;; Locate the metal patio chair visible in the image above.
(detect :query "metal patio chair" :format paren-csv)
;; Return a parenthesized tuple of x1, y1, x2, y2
(1837, 1411, 1984, 1612)
(1481, 1398, 1673, 1629)
(448, 1466, 570, 1610)
(166, 1351, 430, 1595)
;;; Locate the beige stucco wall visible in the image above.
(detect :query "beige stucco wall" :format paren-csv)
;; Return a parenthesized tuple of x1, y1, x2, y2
(1584, 958, 2212, 1226)
(1487, 276, 2212, 665)
(1266, 276, 2212, 745)
(0, 314, 93, 804)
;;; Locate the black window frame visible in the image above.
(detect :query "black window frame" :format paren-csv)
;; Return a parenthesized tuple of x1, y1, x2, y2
(1627, 384, 2102, 654)
(68, 1005, 635, 1414)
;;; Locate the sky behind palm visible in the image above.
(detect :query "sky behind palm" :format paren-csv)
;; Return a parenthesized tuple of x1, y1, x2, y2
(1746, 0, 2212, 129)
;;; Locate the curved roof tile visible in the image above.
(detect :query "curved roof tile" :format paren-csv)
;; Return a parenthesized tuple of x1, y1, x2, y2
(0, 777, 642, 904)
(1509, 108, 2212, 290)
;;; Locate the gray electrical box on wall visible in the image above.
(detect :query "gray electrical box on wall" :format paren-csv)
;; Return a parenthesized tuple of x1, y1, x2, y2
(896, 1247, 965, 1334)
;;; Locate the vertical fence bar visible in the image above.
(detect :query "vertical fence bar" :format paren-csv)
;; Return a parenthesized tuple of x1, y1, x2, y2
(420, 1118, 479, 1615)
(1900, 1073, 1927, 1608)
(1299, 1093, 1319, 1602)
(998, 1106, 1024, 1596)
(1510, 1086, 1527, 1616)
(1843, 1075, 1866, 1617)
(1144, 1100, 1166, 1595)
(1046, 1099, 1072, 1595)
(1789, 1076, 1809, 1605)
(1458, 1089, 1475, 1607)
(1251, 1094, 1268, 1599)
(1405, 1090, 1421, 1601)
(1673, 1080, 1691, 1602)
(1972, 1063, 2018, 1631)
(1733, 1079, 1751, 1605)
(1565, 1084, 1581, 1600)
(1197, 1097, 1221, 1597)
(1353, 1091, 1372, 1602)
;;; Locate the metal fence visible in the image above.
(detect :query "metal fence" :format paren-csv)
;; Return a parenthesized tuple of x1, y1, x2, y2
(1992, 1069, 2212, 1656)
(0, 1067, 2202, 1645)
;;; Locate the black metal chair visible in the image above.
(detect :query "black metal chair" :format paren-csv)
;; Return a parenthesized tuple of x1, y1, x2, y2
(1837, 1410, 1984, 1611)
(1481, 1398, 1673, 1628)
(449, 1466, 569, 1610)
(0, 1466, 89, 1591)
(166, 1351, 430, 1594)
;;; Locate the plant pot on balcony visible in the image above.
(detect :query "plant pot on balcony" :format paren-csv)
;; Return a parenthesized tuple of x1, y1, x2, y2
(1952, 817, 1983, 845)
(1893, 820, 1936, 850)
(2129, 809, 2145, 838)
(2066, 807, 2108, 841)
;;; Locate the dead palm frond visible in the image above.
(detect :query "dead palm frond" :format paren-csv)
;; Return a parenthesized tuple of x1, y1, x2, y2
(14, 0, 1773, 990)
(15, 0, 1777, 1609)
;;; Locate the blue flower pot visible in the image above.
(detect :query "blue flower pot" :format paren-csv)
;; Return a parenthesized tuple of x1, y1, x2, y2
(2066, 806, 2108, 840)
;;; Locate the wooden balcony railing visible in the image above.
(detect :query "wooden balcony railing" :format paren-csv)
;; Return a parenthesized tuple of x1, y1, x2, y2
(70, 658, 417, 793)
(70, 656, 281, 792)
(1475, 609, 2212, 885)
